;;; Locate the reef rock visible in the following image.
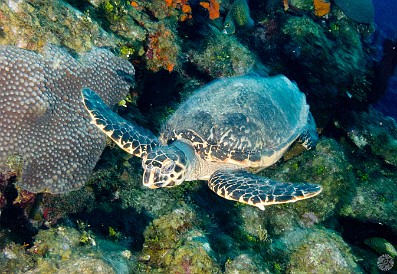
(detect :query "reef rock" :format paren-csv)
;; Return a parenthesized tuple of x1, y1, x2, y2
(339, 174, 397, 234)
(271, 228, 363, 273)
(258, 138, 357, 236)
(139, 207, 221, 273)
(187, 31, 267, 78)
(224, 252, 271, 274)
(337, 107, 397, 167)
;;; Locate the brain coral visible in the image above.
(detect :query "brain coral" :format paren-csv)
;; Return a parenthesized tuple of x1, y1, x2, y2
(0, 45, 134, 193)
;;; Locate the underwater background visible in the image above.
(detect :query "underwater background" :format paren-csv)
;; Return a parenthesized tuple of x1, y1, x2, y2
(0, 0, 397, 273)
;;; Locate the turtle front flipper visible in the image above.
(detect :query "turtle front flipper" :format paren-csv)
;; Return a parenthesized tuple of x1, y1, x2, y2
(208, 170, 322, 210)
(82, 88, 160, 158)
(298, 113, 318, 150)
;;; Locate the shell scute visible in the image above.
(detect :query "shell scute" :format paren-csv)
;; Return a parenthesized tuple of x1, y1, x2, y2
(161, 75, 311, 167)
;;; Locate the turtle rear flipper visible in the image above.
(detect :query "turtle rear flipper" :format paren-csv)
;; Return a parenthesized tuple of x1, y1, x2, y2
(82, 88, 159, 157)
(298, 113, 318, 150)
(208, 170, 322, 210)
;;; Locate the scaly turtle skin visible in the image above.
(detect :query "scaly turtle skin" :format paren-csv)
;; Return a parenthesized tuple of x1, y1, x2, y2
(82, 75, 322, 210)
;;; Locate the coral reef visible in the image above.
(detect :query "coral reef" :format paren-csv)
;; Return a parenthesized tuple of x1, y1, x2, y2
(281, 15, 369, 106)
(0, 242, 36, 272)
(337, 107, 397, 167)
(0, 45, 134, 193)
(0, 225, 135, 273)
(145, 23, 180, 72)
(0, 0, 118, 51)
(0, 0, 396, 273)
(224, 253, 271, 273)
(339, 169, 397, 234)
(39, 188, 96, 226)
(257, 138, 356, 236)
(187, 31, 267, 78)
(139, 207, 221, 273)
(200, 0, 220, 20)
(271, 228, 363, 273)
(124, 0, 184, 72)
(313, 0, 331, 17)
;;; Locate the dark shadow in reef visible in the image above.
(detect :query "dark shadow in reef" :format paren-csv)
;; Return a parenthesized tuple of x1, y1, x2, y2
(188, 183, 252, 264)
(337, 217, 397, 249)
(335, 217, 397, 273)
(190, 184, 241, 232)
(370, 38, 397, 102)
(70, 204, 151, 251)
(137, 70, 180, 110)
(67, 141, 151, 251)
(62, 0, 91, 11)
(0, 176, 38, 246)
(134, 70, 182, 134)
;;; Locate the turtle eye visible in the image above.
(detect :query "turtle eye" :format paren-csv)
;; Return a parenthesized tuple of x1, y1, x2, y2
(225, 23, 230, 28)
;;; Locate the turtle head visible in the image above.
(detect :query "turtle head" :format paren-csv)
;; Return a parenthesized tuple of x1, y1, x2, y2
(142, 145, 187, 188)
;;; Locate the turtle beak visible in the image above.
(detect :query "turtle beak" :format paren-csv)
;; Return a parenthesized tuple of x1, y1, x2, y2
(143, 168, 161, 189)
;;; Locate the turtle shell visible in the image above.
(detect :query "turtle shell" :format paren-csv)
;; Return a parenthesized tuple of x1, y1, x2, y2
(160, 75, 310, 168)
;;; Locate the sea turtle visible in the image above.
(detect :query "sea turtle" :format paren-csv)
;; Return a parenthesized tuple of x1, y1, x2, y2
(81, 75, 322, 210)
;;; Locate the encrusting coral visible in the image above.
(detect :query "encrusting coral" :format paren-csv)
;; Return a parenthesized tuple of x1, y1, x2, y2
(271, 228, 362, 273)
(0, 44, 134, 193)
(313, 0, 331, 17)
(199, 0, 220, 20)
(139, 207, 221, 273)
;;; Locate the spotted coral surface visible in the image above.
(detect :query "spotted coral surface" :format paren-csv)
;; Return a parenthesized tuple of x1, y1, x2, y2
(0, 44, 134, 193)
(284, 228, 362, 273)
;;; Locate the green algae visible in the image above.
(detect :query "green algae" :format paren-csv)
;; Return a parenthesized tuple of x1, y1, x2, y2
(281, 15, 371, 103)
(5, 154, 23, 179)
(285, 228, 363, 273)
(0, 0, 113, 51)
(108, 226, 122, 241)
(269, 228, 362, 273)
(0, 225, 136, 273)
(339, 175, 397, 234)
(255, 138, 357, 237)
(101, 0, 127, 22)
(0, 242, 36, 273)
(364, 237, 397, 258)
(139, 207, 221, 273)
(338, 108, 397, 167)
(224, 252, 272, 273)
(186, 31, 267, 78)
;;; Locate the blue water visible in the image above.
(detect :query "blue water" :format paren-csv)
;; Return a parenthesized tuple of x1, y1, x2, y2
(372, 0, 397, 119)
(372, 0, 397, 39)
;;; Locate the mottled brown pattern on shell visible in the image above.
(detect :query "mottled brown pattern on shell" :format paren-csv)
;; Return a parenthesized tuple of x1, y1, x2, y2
(0, 45, 134, 193)
(161, 76, 309, 168)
